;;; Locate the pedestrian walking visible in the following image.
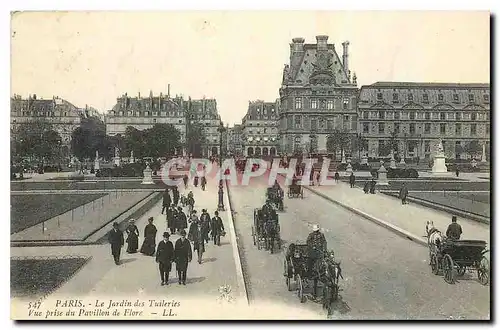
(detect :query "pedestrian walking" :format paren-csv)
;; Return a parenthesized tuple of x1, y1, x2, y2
(363, 181, 370, 194)
(455, 168, 460, 177)
(201, 176, 207, 191)
(188, 218, 205, 264)
(140, 217, 157, 256)
(108, 222, 124, 265)
(172, 186, 180, 206)
(156, 232, 174, 286)
(166, 205, 176, 235)
(200, 209, 211, 243)
(210, 211, 225, 246)
(349, 173, 356, 188)
(161, 188, 171, 214)
(176, 207, 188, 233)
(187, 192, 195, 215)
(183, 174, 189, 189)
(125, 219, 139, 253)
(369, 178, 376, 194)
(399, 183, 409, 205)
(316, 171, 321, 186)
(334, 171, 340, 183)
(174, 230, 192, 285)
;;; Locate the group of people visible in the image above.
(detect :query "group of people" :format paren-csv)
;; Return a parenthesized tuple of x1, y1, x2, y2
(107, 186, 226, 286)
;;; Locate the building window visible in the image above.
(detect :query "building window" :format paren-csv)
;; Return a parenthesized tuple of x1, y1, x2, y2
(440, 112, 446, 120)
(378, 122, 385, 134)
(128, 111, 133, 116)
(440, 123, 446, 134)
(135, 112, 140, 117)
(471, 124, 477, 135)
(423, 94, 429, 103)
(409, 112, 415, 120)
(295, 115, 302, 128)
(145, 111, 149, 116)
(484, 94, 490, 103)
(425, 141, 430, 153)
(363, 123, 369, 133)
(486, 124, 490, 135)
(311, 99, 318, 109)
(153, 119, 157, 124)
(453, 94, 459, 102)
(471, 112, 476, 121)
(392, 93, 399, 103)
(378, 111, 385, 119)
(455, 124, 461, 136)
(327, 100, 334, 110)
(394, 111, 400, 120)
(327, 120, 334, 130)
(311, 119, 318, 130)
(363, 112, 369, 119)
(438, 94, 444, 102)
(409, 123, 415, 134)
(377, 93, 383, 100)
(153, 112, 158, 116)
(468, 94, 474, 103)
(425, 112, 431, 120)
(394, 123, 400, 134)
(424, 123, 431, 134)
(455, 112, 460, 120)
(408, 93, 413, 102)
(119, 111, 124, 116)
(343, 98, 349, 110)
(486, 113, 490, 121)
(295, 97, 302, 109)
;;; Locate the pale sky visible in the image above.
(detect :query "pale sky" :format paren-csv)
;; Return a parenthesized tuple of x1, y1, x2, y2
(11, 11, 490, 125)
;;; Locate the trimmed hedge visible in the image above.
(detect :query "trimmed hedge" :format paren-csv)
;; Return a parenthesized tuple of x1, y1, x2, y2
(95, 162, 162, 177)
(336, 163, 372, 171)
(387, 168, 419, 178)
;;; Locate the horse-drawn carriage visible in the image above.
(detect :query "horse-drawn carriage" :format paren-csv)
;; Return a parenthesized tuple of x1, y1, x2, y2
(429, 239, 489, 285)
(283, 243, 343, 314)
(251, 207, 281, 253)
(266, 187, 284, 211)
(287, 182, 304, 199)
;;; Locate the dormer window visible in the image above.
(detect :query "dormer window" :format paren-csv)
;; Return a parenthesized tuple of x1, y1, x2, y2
(408, 93, 413, 102)
(392, 93, 399, 103)
(453, 94, 459, 102)
(423, 94, 429, 103)
(377, 93, 383, 100)
(484, 94, 490, 103)
(438, 94, 444, 102)
(469, 94, 474, 102)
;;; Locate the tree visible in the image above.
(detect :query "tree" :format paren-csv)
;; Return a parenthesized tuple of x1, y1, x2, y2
(464, 140, 482, 159)
(12, 119, 62, 164)
(123, 126, 146, 158)
(326, 129, 350, 160)
(186, 121, 207, 157)
(388, 131, 399, 154)
(70, 117, 108, 161)
(143, 124, 182, 158)
(351, 135, 368, 159)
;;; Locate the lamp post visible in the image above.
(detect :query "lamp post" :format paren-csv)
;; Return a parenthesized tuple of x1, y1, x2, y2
(309, 134, 314, 156)
(217, 121, 226, 211)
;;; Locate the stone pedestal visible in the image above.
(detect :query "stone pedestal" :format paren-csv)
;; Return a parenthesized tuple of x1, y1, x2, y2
(141, 165, 154, 185)
(114, 156, 120, 167)
(471, 159, 477, 168)
(94, 158, 100, 171)
(399, 156, 406, 165)
(360, 154, 368, 165)
(341, 151, 346, 164)
(346, 158, 353, 173)
(431, 153, 450, 176)
(377, 161, 389, 185)
(390, 152, 397, 169)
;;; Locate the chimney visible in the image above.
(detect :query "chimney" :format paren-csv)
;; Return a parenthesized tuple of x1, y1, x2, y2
(291, 37, 305, 53)
(138, 91, 141, 98)
(342, 41, 350, 73)
(316, 35, 329, 51)
(167, 84, 170, 97)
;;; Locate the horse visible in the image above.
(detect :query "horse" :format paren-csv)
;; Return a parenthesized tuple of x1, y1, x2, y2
(318, 251, 343, 314)
(264, 216, 280, 253)
(425, 220, 445, 264)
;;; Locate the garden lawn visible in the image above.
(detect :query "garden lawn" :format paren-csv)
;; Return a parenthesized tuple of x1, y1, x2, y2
(11, 257, 90, 299)
(11, 193, 107, 234)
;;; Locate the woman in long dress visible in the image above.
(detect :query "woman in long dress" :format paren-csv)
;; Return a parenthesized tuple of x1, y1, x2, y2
(126, 219, 139, 253)
(140, 217, 157, 256)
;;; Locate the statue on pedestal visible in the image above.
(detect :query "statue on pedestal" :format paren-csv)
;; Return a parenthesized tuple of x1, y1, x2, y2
(94, 150, 100, 171)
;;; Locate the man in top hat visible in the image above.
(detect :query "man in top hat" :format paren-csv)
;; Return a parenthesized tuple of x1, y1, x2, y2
(108, 222, 124, 265)
(176, 206, 188, 233)
(446, 216, 463, 240)
(306, 224, 327, 279)
(174, 229, 192, 285)
(200, 209, 211, 244)
(156, 232, 174, 286)
(210, 210, 225, 246)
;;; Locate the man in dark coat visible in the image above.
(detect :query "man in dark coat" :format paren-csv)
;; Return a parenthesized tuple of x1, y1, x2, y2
(156, 232, 174, 286)
(349, 173, 356, 188)
(334, 172, 340, 183)
(174, 230, 192, 285)
(200, 209, 211, 244)
(166, 205, 176, 235)
(188, 219, 205, 264)
(399, 183, 409, 205)
(369, 178, 376, 194)
(306, 224, 327, 279)
(176, 207, 188, 233)
(183, 174, 189, 189)
(172, 186, 180, 206)
(140, 217, 157, 256)
(210, 211, 225, 246)
(161, 188, 171, 214)
(446, 216, 462, 240)
(108, 222, 124, 265)
(363, 181, 370, 194)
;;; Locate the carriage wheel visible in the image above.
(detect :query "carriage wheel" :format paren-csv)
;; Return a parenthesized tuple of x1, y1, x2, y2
(430, 254, 439, 275)
(297, 274, 305, 303)
(284, 259, 293, 291)
(443, 254, 455, 284)
(251, 226, 256, 246)
(457, 266, 466, 276)
(477, 256, 490, 286)
(257, 235, 261, 250)
(332, 284, 339, 301)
